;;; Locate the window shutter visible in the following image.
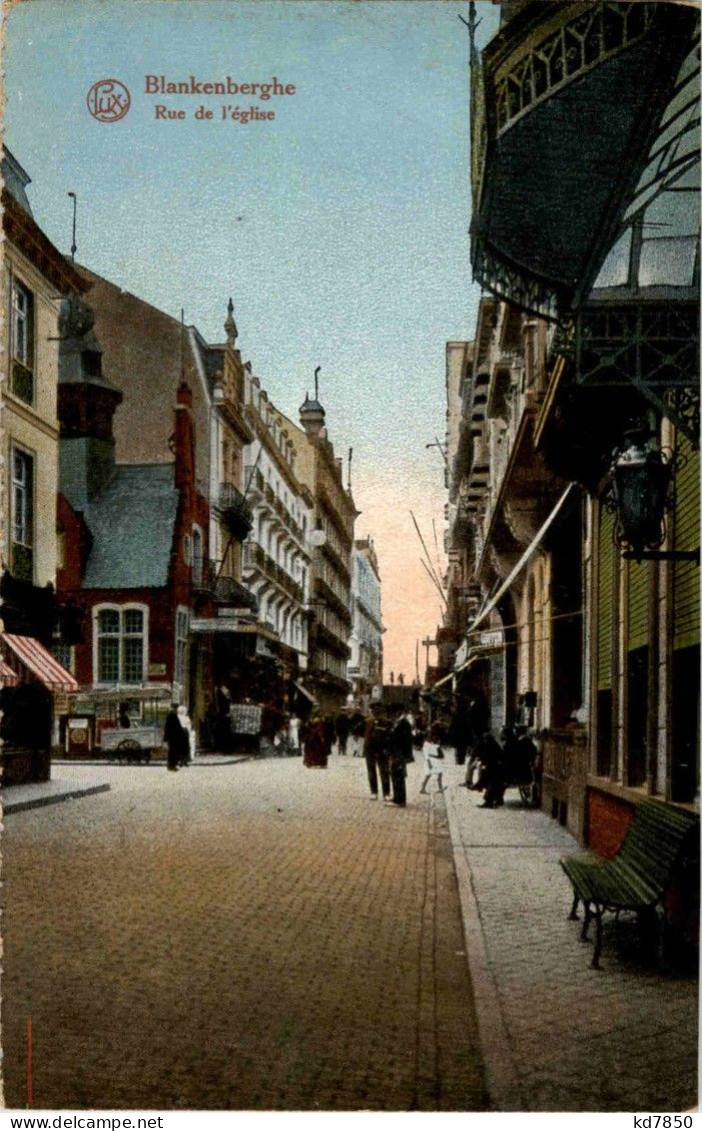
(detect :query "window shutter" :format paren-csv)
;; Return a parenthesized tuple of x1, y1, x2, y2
(673, 433, 700, 650)
(598, 505, 615, 690)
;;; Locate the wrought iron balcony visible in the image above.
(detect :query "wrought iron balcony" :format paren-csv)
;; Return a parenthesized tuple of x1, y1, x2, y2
(243, 466, 265, 499)
(242, 542, 305, 605)
(216, 482, 253, 540)
(193, 559, 258, 611)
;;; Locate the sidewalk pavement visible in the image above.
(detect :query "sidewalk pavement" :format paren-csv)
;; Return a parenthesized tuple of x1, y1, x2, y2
(3, 754, 250, 815)
(54, 753, 250, 768)
(441, 760, 698, 1113)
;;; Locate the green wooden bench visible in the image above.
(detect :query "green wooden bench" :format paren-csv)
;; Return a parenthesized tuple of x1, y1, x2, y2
(560, 798, 698, 969)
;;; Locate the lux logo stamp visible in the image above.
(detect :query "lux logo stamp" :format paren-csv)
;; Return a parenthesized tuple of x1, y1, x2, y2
(86, 78, 131, 122)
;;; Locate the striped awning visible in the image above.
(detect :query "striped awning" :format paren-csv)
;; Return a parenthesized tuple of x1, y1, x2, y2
(2, 634, 79, 691)
(0, 659, 19, 687)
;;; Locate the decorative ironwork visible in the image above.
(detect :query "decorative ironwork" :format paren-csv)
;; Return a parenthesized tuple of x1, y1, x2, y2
(472, 241, 560, 321)
(215, 482, 254, 539)
(664, 387, 701, 449)
(604, 430, 699, 560)
(576, 302, 699, 388)
(494, 2, 657, 136)
(551, 318, 576, 363)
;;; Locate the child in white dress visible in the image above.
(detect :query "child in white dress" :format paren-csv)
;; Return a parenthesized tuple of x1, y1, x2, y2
(419, 737, 445, 795)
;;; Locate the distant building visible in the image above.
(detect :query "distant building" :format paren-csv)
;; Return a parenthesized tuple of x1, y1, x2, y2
(348, 538, 383, 709)
(287, 387, 357, 711)
(240, 368, 314, 707)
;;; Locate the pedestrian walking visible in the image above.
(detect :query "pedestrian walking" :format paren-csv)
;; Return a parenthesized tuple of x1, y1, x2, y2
(473, 730, 506, 808)
(388, 706, 414, 806)
(288, 713, 301, 756)
(363, 704, 392, 800)
(335, 709, 352, 755)
(177, 704, 196, 763)
(349, 708, 366, 756)
(302, 714, 329, 768)
(419, 727, 445, 795)
(163, 704, 189, 772)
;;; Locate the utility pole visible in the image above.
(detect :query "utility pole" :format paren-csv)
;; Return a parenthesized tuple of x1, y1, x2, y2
(421, 635, 436, 671)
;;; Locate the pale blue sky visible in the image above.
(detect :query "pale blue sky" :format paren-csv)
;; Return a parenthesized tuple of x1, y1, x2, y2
(5, 0, 499, 677)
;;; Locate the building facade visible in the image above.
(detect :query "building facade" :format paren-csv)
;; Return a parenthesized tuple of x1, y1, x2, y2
(289, 390, 356, 711)
(459, 0, 699, 866)
(348, 538, 383, 709)
(56, 289, 211, 749)
(71, 278, 257, 734)
(1, 149, 82, 783)
(239, 368, 314, 704)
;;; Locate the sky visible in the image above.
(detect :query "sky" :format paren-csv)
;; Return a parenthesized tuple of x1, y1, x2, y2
(4, 0, 500, 681)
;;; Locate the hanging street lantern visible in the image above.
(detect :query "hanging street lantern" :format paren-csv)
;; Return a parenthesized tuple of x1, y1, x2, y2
(609, 426, 698, 564)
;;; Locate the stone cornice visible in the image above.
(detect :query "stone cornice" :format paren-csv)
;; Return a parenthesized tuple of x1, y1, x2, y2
(3, 191, 90, 296)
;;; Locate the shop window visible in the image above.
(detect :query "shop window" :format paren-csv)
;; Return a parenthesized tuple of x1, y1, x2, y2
(95, 605, 147, 684)
(9, 276, 35, 404)
(671, 645, 700, 804)
(174, 608, 189, 689)
(11, 446, 34, 583)
(596, 505, 615, 775)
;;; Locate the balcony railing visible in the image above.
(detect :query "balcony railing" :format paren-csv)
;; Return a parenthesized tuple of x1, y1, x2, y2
(242, 542, 305, 605)
(193, 559, 258, 610)
(243, 466, 265, 499)
(216, 482, 253, 539)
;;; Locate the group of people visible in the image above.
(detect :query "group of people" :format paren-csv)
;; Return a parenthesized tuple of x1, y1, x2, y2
(362, 703, 415, 806)
(161, 689, 540, 808)
(461, 725, 540, 808)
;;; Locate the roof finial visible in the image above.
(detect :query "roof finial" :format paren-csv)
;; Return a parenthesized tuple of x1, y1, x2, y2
(224, 297, 237, 344)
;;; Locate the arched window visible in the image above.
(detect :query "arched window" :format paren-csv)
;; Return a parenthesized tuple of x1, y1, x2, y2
(94, 604, 148, 685)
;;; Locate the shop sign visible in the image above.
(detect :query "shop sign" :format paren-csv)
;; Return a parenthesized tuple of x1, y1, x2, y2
(479, 630, 504, 648)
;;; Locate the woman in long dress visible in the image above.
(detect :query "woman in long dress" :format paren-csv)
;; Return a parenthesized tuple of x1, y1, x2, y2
(302, 714, 328, 768)
(177, 704, 196, 763)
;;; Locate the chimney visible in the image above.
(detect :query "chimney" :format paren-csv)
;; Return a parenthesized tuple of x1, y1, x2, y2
(174, 380, 195, 492)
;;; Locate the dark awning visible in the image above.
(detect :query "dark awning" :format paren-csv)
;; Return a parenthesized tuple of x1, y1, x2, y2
(471, 3, 696, 316)
(292, 680, 317, 705)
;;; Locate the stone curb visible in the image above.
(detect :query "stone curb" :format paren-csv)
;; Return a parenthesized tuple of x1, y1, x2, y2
(54, 757, 251, 768)
(3, 782, 112, 815)
(444, 786, 525, 1112)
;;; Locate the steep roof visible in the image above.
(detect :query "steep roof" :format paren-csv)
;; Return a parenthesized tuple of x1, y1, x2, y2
(83, 465, 178, 589)
(76, 267, 209, 482)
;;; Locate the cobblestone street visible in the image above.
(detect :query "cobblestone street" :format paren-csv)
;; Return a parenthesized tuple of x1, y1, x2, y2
(2, 756, 487, 1111)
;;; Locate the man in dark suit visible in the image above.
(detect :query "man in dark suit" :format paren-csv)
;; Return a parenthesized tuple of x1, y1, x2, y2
(363, 703, 392, 801)
(389, 707, 414, 807)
